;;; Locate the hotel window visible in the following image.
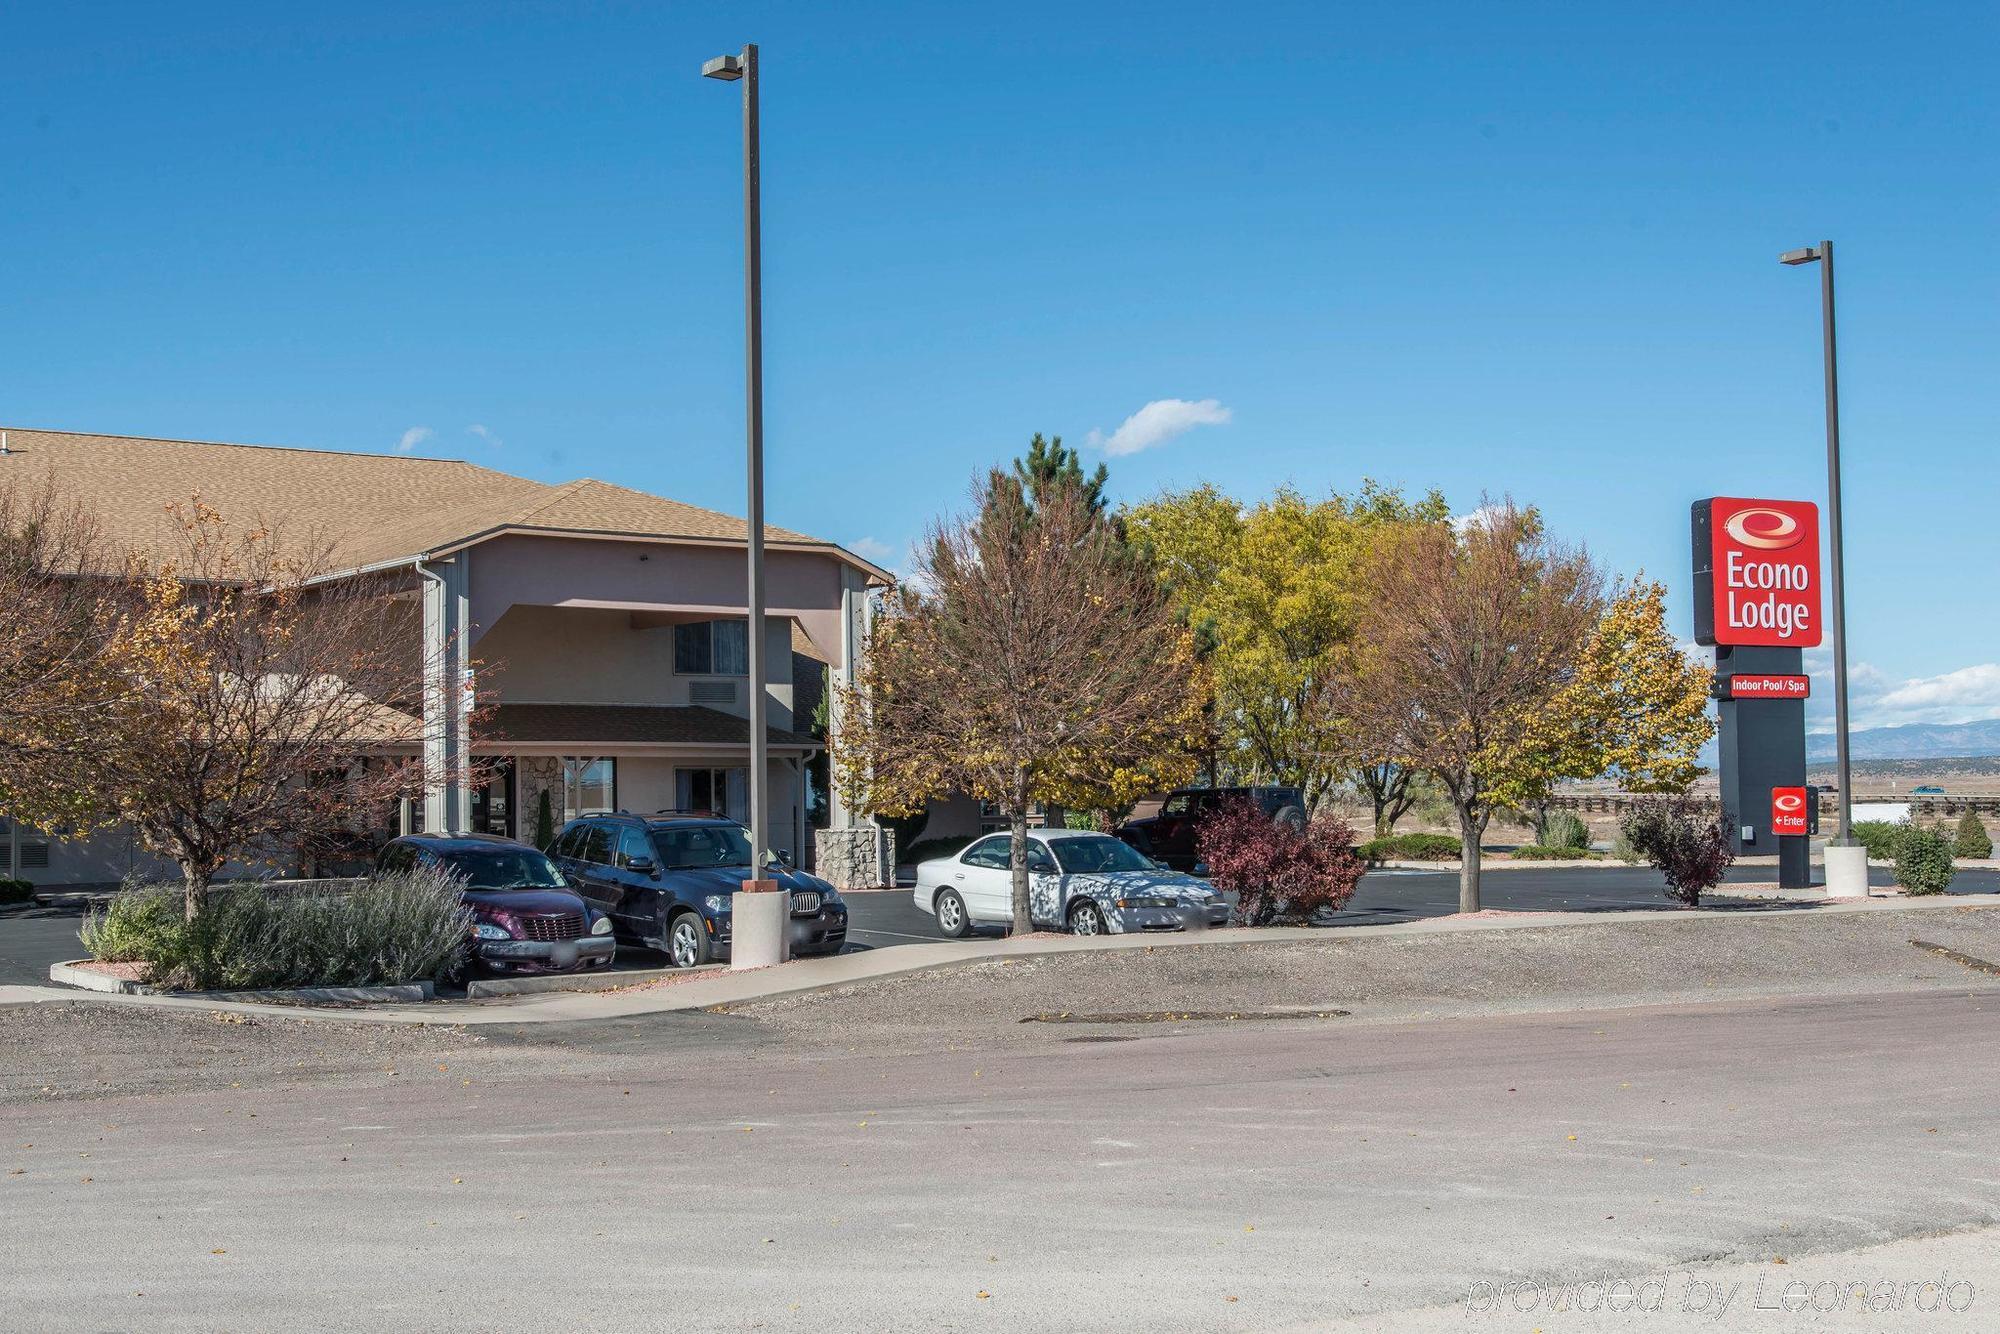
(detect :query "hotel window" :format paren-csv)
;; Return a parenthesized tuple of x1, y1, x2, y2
(677, 767, 747, 820)
(674, 620, 749, 676)
(561, 758, 616, 819)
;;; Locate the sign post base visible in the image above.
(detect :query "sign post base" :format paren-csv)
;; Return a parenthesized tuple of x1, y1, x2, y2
(731, 881, 787, 969)
(1824, 843, 1869, 899)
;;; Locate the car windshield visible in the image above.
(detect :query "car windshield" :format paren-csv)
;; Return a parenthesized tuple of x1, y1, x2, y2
(651, 823, 755, 869)
(1052, 836, 1160, 874)
(436, 847, 566, 891)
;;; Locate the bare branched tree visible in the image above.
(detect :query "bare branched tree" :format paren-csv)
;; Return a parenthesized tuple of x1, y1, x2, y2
(0, 481, 127, 827)
(9, 499, 470, 917)
(1347, 502, 1602, 912)
(837, 471, 1206, 932)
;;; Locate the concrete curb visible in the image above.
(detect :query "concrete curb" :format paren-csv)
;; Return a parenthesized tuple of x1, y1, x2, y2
(47, 960, 433, 1005)
(464, 965, 716, 998)
(13, 891, 1996, 1029)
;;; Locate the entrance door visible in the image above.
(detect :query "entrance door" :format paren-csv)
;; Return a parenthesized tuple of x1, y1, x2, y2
(469, 758, 517, 840)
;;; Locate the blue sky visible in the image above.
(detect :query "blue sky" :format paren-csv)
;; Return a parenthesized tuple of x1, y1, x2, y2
(3, 2, 1994, 730)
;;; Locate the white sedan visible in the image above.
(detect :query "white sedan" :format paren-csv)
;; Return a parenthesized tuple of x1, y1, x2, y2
(913, 829, 1230, 937)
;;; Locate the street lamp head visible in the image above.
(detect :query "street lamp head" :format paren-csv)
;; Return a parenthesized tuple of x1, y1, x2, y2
(702, 53, 744, 81)
(1779, 246, 1822, 266)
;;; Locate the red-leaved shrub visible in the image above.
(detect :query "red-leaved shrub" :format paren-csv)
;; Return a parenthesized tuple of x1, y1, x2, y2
(1195, 800, 1365, 926)
(1619, 797, 1735, 906)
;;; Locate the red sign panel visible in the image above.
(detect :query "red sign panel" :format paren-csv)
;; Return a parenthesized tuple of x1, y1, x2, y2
(1727, 673, 1811, 700)
(1708, 497, 1822, 647)
(1771, 786, 1810, 837)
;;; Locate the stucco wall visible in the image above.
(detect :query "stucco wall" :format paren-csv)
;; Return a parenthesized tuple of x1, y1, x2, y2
(476, 605, 795, 729)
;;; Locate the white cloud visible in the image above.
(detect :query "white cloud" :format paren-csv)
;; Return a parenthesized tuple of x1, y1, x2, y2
(849, 536, 895, 564)
(1086, 398, 1231, 458)
(466, 423, 501, 447)
(1450, 504, 1508, 535)
(1803, 652, 2000, 731)
(396, 426, 435, 454)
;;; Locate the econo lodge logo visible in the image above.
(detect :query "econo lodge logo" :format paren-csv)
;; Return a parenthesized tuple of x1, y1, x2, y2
(1709, 497, 1822, 647)
(1722, 507, 1806, 551)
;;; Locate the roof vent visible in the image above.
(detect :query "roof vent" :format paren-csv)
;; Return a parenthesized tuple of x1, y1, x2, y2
(0, 432, 10, 456)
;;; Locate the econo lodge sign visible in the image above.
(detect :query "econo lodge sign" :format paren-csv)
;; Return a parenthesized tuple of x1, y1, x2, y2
(1691, 497, 1823, 647)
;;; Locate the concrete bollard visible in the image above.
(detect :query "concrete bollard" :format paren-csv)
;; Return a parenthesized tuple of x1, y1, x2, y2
(731, 881, 787, 969)
(1824, 843, 1870, 898)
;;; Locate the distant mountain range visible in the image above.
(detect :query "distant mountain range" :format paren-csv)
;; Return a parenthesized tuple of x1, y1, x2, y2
(1805, 719, 2000, 762)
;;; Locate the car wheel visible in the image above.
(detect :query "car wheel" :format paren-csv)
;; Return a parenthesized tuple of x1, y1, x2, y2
(667, 911, 710, 969)
(1273, 805, 1306, 831)
(934, 888, 971, 939)
(1068, 900, 1108, 936)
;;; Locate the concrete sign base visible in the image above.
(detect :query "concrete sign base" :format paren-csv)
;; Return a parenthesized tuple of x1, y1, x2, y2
(1824, 844, 1870, 899)
(731, 882, 787, 969)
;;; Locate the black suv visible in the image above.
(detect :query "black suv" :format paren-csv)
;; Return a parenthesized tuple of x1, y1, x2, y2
(547, 813, 848, 968)
(1113, 786, 1306, 871)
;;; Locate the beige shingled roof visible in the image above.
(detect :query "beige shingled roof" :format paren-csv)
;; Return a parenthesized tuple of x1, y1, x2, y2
(0, 427, 881, 577)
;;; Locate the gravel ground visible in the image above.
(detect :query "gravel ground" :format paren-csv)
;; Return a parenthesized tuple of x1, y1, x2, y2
(0, 1002, 496, 1104)
(8, 903, 1998, 1107)
(734, 902, 2000, 1050)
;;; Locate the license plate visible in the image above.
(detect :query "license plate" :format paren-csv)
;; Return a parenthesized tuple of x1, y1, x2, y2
(549, 942, 578, 969)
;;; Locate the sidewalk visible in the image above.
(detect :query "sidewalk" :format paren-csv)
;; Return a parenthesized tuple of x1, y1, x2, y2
(16, 889, 1998, 1029)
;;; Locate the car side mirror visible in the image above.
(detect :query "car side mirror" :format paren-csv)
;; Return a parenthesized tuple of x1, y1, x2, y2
(627, 856, 658, 877)
(775, 848, 793, 866)
(1191, 861, 1211, 878)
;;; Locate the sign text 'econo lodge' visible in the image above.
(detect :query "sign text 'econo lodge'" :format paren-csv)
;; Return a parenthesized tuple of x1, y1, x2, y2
(1692, 497, 1823, 649)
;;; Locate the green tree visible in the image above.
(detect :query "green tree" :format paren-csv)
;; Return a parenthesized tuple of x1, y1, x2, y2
(1954, 811, 1992, 860)
(1125, 481, 1448, 815)
(1013, 433, 1108, 516)
(534, 789, 555, 851)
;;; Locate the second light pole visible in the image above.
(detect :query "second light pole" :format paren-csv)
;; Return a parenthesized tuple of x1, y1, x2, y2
(705, 43, 785, 963)
(1780, 239, 1865, 897)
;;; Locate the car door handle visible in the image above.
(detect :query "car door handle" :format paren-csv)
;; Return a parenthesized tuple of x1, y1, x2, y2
(954, 873, 965, 880)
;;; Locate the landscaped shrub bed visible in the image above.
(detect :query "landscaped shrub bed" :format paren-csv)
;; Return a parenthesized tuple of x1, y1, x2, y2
(1541, 811, 1593, 852)
(1356, 832, 1461, 862)
(80, 865, 472, 992)
(1620, 797, 1735, 907)
(1511, 844, 1600, 860)
(1895, 826, 1957, 896)
(1851, 820, 1907, 861)
(1196, 800, 1364, 926)
(0, 878, 33, 904)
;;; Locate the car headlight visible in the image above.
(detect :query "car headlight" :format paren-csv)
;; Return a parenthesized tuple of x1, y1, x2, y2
(704, 894, 730, 913)
(590, 915, 612, 936)
(473, 922, 511, 940)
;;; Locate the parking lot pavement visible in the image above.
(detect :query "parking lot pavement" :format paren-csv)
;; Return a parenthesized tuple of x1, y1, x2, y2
(847, 864, 2000, 944)
(0, 903, 88, 988)
(6, 984, 1997, 1331)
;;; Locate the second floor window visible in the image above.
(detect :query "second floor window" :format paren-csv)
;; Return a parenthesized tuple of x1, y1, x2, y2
(674, 620, 749, 676)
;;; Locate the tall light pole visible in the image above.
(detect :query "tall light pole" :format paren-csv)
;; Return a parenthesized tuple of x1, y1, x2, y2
(1780, 240, 1854, 853)
(706, 43, 784, 964)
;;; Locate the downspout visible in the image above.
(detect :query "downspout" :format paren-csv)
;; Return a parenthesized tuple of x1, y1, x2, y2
(415, 555, 456, 833)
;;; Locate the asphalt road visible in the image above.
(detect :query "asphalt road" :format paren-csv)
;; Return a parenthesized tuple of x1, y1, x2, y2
(5, 984, 1997, 1331)
(845, 863, 2000, 949)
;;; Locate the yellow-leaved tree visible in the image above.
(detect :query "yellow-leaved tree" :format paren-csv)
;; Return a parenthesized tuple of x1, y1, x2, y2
(1490, 578, 1716, 838)
(1124, 481, 1449, 823)
(836, 468, 1206, 934)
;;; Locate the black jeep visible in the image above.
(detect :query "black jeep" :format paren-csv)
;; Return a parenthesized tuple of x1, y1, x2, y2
(1113, 786, 1306, 872)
